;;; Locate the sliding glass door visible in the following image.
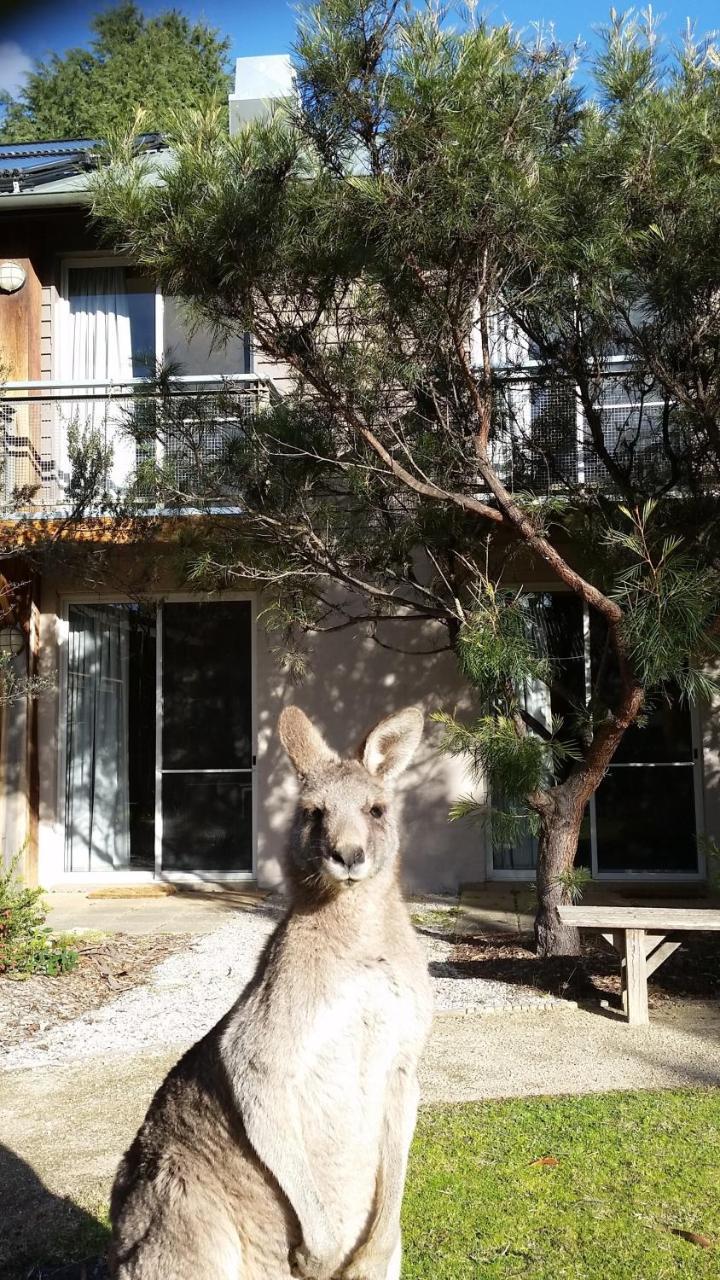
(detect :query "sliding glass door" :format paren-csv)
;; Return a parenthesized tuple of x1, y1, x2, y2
(63, 599, 253, 876)
(159, 602, 253, 873)
(491, 592, 702, 879)
(64, 603, 156, 872)
(592, 654, 700, 875)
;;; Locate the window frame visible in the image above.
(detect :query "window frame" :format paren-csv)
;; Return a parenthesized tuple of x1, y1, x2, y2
(57, 254, 252, 383)
(56, 254, 163, 385)
(55, 590, 258, 884)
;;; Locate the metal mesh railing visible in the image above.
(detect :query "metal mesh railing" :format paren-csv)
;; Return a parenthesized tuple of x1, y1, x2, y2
(0, 369, 683, 513)
(0, 377, 271, 513)
(491, 369, 677, 493)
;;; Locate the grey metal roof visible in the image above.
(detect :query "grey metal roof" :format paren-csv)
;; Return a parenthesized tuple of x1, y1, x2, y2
(0, 134, 169, 199)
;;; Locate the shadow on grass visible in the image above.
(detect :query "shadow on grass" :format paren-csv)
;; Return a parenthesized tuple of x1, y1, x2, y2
(0, 1145, 109, 1280)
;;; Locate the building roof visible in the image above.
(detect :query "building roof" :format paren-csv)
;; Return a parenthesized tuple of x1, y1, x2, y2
(0, 135, 170, 204)
(2, 57, 294, 202)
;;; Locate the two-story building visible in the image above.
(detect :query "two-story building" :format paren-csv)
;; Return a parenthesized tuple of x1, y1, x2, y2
(0, 55, 717, 896)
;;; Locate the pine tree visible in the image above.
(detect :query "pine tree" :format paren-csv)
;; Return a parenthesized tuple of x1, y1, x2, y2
(92, 2, 720, 954)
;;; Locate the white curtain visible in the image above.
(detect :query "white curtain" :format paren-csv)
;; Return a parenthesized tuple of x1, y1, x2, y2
(69, 267, 133, 383)
(64, 604, 131, 871)
(62, 267, 136, 491)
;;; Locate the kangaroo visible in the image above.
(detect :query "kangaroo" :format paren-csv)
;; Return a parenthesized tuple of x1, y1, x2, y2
(109, 705, 433, 1280)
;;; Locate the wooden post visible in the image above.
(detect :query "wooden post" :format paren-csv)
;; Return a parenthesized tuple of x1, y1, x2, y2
(0, 256, 42, 495)
(624, 929, 649, 1026)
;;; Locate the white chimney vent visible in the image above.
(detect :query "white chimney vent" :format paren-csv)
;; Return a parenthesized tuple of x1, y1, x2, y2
(229, 54, 295, 134)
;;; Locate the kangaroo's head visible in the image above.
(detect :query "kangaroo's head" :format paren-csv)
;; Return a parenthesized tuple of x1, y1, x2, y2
(278, 705, 423, 893)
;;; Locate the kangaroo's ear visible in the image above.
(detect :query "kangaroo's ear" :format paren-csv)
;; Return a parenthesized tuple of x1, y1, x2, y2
(279, 706, 337, 779)
(360, 707, 424, 781)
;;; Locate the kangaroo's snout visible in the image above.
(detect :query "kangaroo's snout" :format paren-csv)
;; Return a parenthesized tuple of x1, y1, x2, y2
(328, 844, 365, 869)
(324, 834, 369, 883)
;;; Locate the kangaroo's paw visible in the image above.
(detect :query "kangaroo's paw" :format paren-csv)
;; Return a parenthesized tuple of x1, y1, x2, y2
(290, 1242, 343, 1280)
(340, 1250, 396, 1280)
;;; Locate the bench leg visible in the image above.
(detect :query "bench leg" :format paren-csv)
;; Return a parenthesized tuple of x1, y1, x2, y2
(644, 934, 681, 977)
(624, 929, 649, 1026)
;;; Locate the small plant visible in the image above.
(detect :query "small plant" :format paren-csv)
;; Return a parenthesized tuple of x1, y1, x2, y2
(698, 834, 720, 892)
(0, 854, 79, 977)
(555, 865, 591, 904)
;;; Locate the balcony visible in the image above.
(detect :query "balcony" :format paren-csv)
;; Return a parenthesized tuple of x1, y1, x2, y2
(0, 375, 274, 516)
(491, 369, 677, 494)
(0, 368, 679, 524)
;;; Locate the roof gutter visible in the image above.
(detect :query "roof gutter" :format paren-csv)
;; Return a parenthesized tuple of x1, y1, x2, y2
(0, 188, 92, 210)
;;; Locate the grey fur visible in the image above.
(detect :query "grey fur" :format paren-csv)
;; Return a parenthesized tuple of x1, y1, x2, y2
(109, 706, 433, 1280)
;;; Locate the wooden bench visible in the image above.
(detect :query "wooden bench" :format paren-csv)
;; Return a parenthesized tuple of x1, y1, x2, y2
(557, 906, 720, 1025)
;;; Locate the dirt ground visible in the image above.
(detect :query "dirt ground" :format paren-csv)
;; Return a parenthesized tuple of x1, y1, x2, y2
(0, 934, 191, 1048)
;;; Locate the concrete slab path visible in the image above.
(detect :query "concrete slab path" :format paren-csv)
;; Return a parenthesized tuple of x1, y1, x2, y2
(45, 888, 266, 937)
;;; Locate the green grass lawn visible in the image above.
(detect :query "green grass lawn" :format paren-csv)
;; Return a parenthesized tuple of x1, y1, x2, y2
(403, 1090, 720, 1279)
(5, 1089, 719, 1278)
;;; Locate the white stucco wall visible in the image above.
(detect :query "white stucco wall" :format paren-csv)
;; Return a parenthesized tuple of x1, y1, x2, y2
(252, 614, 480, 893)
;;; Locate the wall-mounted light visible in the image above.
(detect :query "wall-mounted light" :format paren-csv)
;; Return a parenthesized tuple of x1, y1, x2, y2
(0, 262, 26, 295)
(0, 624, 25, 657)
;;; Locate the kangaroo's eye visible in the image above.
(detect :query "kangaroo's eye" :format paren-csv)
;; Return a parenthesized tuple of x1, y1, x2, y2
(369, 804, 385, 820)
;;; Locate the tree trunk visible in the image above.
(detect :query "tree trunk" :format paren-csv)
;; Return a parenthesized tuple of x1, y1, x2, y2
(533, 667, 644, 957)
(534, 796, 584, 957)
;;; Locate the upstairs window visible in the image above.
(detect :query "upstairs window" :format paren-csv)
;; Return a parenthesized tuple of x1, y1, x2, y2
(61, 260, 245, 381)
(66, 265, 156, 382)
(163, 296, 243, 377)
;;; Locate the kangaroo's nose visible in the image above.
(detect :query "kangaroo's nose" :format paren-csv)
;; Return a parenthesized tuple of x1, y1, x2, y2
(331, 846, 365, 869)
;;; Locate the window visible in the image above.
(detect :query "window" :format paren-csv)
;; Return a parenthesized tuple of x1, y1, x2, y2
(163, 296, 243, 377)
(62, 260, 247, 381)
(66, 265, 156, 381)
(492, 593, 701, 878)
(482, 311, 676, 493)
(64, 603, 156, 872)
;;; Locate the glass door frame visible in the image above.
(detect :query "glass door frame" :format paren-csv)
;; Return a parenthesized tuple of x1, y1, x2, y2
(57, 591, 257, 883)
(487, 589, 707, 884)
(154, 594, 257, 883)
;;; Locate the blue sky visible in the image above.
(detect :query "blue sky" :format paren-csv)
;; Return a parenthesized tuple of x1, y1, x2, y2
(1, 0, 719, 97)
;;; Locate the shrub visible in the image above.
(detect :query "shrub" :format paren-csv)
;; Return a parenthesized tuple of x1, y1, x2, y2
(0, 855, 79, 976)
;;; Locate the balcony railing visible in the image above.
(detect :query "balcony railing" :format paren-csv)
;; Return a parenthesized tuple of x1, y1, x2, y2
(0, 375, 274, 514)
(0, 368, 680, 517)
(491, 369, 676, 494)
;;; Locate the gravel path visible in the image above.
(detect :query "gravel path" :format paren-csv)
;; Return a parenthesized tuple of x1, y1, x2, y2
(0, 905, 564, 1072)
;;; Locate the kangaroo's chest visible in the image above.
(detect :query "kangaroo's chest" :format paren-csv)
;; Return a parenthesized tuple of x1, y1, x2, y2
(291, 960, 425, 1223)
(302, 960, 421, 1076)
(292, 959, 427, 1146)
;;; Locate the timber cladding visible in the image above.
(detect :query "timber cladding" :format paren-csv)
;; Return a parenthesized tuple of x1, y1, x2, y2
(0, 258, 41, 382)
